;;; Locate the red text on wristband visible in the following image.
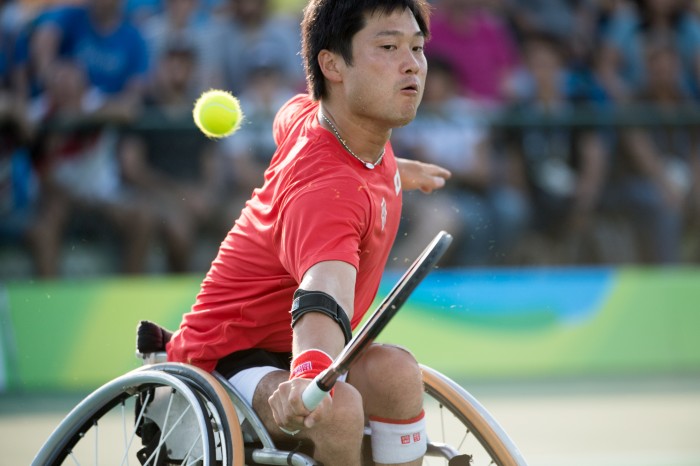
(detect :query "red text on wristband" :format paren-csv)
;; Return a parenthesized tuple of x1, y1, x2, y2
(290, 349, 333, 380)
(290, 349, 334, 397)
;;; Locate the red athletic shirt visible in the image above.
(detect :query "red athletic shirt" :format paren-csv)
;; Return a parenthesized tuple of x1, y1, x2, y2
(167, 94, 403, 372)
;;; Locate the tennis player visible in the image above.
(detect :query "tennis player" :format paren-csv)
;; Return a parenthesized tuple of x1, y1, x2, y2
(167, 1, 449, 464)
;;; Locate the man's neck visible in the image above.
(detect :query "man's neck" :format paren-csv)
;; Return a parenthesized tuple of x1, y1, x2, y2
(318, 100, 390, 166)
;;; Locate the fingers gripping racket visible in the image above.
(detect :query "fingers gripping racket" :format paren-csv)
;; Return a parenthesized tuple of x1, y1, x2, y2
(301, 230, 453, 410)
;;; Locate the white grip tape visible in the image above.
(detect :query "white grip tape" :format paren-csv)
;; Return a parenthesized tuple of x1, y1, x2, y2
(301, 380, 330, 410)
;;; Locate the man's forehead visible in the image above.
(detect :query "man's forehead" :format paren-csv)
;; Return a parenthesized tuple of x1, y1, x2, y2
(361, 8, 423, 37)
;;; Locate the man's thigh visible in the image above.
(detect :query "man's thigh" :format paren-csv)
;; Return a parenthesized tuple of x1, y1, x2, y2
(249, 369, 292, 440)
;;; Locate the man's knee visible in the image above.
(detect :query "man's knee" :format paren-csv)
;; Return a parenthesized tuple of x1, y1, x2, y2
(362, 344, 423, 393)
(358, 346, 427, 464)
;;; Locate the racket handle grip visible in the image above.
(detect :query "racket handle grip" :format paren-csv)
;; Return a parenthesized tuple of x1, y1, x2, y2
(302, 377, 331, 410)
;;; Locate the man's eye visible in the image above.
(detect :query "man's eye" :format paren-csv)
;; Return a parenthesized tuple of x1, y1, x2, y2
(381, 45, 397, 50)
(413, 46, 424, 52)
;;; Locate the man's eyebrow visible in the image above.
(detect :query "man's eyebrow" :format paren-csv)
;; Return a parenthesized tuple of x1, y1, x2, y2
(374, 30, 425, 38)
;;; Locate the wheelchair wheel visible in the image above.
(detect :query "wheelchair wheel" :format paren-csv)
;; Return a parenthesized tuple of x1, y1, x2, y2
(421, 365, 528, 466)
(33, 366, 245, 466)
(138, 363, 246, 466)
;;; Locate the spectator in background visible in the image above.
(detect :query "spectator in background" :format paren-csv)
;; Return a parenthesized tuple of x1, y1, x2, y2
(15, 0, 157, 276)
(124, 0, 162, 26)
(505, 0, 612, 102)
(29, 60, 154, 276)
(28, 0, 150, 119)
(7, 2, 53, 108)
(507, 0, 581, 41)
(606, 37, 699, 263)
(128, 40, 222, 273)
(598, 0, 700, 102)
(391, 57, 529, 267)
(0, 123, 41, 272)
(504, 33, 609, 264)
(1, 26, 43, 275)
(140, 0, 224, 93)
(426, 0, 520, 106)
(562, 0, 624, 105)
(216, 49, 297, 222)
(0, 0, 38, 39)
(508, 0, 596, 45)
(219, 0, 304, 95)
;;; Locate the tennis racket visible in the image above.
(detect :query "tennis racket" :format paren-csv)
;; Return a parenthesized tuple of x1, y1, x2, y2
(301, 230, 452, 410)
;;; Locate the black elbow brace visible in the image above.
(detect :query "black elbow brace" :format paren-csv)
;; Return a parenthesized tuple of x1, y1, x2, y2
(290, 289, 353, 345)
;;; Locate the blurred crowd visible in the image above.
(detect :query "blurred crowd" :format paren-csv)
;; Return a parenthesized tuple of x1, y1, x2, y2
(1, 0, 700, 279)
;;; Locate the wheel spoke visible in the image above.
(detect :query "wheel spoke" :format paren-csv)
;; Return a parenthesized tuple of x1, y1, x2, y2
(181, 430, 204, 466)
(142, 403, 194, 465)
(152, 389, 176, 465)
(456, 427, 469, 450)
(120, 390, 152, 466)
(93, 420, 98, 466)
(120, 401, 130, 466)
(439, 403, 446, 442)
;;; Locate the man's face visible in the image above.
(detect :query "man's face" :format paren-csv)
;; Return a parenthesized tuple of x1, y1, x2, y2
(340, 8, 427, 129)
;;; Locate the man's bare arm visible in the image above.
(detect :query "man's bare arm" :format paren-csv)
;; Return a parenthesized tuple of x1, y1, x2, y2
(293, 260, 356, 358)
(268, 260, 357, 431)
(397, 157, 451, 193)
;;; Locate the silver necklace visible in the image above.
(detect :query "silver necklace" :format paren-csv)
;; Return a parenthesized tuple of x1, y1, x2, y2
(320, 111, 384, 170)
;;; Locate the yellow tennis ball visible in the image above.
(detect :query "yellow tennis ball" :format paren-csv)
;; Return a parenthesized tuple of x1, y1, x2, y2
(193, 89, 244, 139)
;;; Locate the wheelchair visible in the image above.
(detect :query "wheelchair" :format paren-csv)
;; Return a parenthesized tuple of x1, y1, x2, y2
(32, 320, 528, 466)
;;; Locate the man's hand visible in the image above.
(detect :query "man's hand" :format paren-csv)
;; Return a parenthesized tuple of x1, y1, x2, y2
(268, 378, 332, 434)
(397, 157, 451, 193)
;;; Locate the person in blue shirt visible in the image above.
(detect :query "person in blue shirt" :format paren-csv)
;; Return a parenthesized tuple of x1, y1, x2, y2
(15, 0, 157, 277)
(29, 0, 150, 116)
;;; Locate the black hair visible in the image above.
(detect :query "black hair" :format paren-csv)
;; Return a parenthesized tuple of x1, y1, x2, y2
(301, 0, 431, 100)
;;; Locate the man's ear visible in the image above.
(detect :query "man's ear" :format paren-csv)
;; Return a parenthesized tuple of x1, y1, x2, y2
(317, 49, 343, 84)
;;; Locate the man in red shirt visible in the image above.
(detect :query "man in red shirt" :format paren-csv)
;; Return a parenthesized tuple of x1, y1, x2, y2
(167, 0, 450, 464)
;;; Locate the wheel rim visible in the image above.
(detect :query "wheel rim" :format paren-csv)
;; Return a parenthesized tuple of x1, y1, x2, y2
(34, 371, 217, 466)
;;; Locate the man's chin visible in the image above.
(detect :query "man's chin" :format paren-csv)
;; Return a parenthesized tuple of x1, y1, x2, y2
(393, 113, 418, 128)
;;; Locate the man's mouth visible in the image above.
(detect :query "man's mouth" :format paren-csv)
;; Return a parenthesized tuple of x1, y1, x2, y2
(400, 82, 420, 93)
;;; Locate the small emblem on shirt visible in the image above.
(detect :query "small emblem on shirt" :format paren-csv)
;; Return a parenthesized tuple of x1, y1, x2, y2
(394, 168, 401, 195)
(381, 197, 387, 231)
